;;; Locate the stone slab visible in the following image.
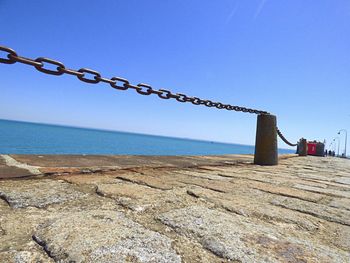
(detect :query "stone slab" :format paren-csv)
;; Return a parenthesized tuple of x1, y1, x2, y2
(0, 179, 87, 208)
(33, 210, 181, 263)
(158, 206, 347, 262)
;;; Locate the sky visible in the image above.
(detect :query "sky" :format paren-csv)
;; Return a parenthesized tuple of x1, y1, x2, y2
(1, 0, 350, 151)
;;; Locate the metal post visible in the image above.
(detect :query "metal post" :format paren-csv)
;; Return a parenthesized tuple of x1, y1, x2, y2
(254, 114, 278, 165)
(344, 132, 347, 157)
(298, 138, 308, 156)
(333, 137, 340, 157)
(338, 129, 347, 157)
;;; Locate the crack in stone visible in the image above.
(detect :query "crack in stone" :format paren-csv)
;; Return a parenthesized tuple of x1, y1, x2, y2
(0, 225, 6, 235)
(94, 185, 116, 200)
(186, 189, 249, 219)
(173, 172, 214, 181)
(93, 185, 138, 212)
(215, 173, 239, 179)
(0, 195, 11, 207)
(224, 175, 273, 184)
(32, 235, 56, 261)
(271, 202, 350, 227)
(115, 176, 166, 190)
(94, 186, 117, 200)
(252, 188, 320, 204)
(296, 176, 341, 186)
(293, 185, 349, 199)
(94, 185, 104, 197)
(186, 189, 246, 219)
(214, 172, 276, 184)
(178, 181, 226, 193)
(186, 189, 201, 198)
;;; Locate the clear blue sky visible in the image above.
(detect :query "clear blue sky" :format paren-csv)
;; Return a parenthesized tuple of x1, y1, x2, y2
(1, 0, 349, 151)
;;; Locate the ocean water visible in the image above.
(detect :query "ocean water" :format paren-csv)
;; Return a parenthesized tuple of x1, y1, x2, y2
(0, 119, 294, 155)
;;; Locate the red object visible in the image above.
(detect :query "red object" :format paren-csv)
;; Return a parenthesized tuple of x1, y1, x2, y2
(307, 142, 317, 155)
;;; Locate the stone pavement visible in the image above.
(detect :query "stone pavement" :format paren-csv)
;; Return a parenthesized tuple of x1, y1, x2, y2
(0, 154, 349, 262)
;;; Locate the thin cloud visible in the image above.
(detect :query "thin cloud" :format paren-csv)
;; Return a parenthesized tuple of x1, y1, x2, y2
(254, 0, 268, 20)
(225, 1, 239, 24)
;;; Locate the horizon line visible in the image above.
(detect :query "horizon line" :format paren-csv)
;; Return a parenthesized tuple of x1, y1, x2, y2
(0, 118, 257, 147)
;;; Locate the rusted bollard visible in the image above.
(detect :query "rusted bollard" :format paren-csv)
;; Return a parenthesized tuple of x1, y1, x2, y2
(254, 114, 278, 165)
(298, 138, 308, 156)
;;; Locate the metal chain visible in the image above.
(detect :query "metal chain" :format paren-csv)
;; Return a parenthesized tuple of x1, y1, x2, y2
(1, 45, 299, 147)
(0, 45, 269, 115)
(276, 127, 298, 147)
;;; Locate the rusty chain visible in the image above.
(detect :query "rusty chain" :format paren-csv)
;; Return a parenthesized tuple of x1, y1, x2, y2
(277, 128, 298, 147)
(0, 45, 298, 147)
(0, 45, 269, 115)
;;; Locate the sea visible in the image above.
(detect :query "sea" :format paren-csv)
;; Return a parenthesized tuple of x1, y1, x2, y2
(0, 119, 294, 155)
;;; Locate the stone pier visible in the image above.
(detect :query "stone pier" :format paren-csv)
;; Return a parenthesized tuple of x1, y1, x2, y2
(0, 154, 349, 262)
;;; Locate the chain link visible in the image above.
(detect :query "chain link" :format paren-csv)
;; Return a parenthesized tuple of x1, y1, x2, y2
(0, 45, 270, 115)
(34, 57, 65, 76)
(277, 127, 298, 147)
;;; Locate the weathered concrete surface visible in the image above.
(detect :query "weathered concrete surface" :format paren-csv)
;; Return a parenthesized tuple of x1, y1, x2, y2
(0, 154, 349, 262)
(0, 155, 35, 179)
(1, 154, 257, 178)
